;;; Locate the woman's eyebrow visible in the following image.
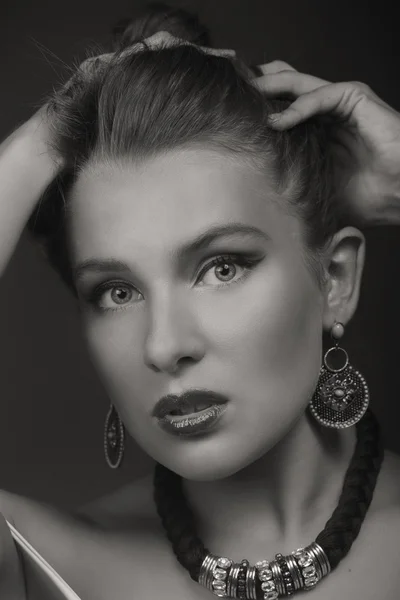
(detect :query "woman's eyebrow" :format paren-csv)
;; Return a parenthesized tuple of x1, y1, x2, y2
(172, 222, 270, 259)
(73, 223, 270, 282)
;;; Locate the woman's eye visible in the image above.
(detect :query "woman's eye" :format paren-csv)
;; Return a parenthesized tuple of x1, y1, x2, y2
(86, 255, 259, 311)
(198, 255, 255, 286)
(91, 283, 141, 311)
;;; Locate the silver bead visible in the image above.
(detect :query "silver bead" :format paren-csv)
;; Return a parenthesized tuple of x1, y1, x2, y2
(246, 565, 257, 600)
(270, 561, 285, 597)
(226, 563, 240, 598)
(308, 542, 331, 577)
(285, 554, 303, 591)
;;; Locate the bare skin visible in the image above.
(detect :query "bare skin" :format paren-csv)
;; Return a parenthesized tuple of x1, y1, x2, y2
(1, 35, 400, 600)
(1, 449, 400, 600)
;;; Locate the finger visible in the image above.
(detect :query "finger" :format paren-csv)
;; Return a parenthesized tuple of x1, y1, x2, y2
(257, 60, 297, 75)
(254, 70, 330, 96)
(266, 82, 364, 129)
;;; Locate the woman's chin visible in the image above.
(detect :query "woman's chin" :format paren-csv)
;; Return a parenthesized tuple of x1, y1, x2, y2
(153, 444, 272, 482)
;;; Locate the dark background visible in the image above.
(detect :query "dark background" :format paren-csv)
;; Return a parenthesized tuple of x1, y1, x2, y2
(0, 0, 398, 509)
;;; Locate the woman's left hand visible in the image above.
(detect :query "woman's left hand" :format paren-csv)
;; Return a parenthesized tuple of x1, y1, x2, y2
(254, 62, 400, 227)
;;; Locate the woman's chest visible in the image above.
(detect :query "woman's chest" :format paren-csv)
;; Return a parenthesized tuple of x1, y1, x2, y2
(68, 524, 399, 600)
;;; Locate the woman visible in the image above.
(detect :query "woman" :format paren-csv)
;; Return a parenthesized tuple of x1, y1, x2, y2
(1, 3, 400, 599)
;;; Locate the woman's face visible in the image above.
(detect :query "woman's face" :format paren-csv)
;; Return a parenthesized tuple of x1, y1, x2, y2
(69, 148, 325, 481)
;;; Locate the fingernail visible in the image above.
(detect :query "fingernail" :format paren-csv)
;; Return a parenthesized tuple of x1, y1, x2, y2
(267, 113, 281, 124)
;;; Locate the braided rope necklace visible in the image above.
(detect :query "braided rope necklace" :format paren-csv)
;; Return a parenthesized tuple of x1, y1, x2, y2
(153, 409, 383, 599)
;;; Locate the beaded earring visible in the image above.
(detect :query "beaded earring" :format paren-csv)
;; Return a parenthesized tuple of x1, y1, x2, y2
(309, 322, 369, 428)
(104, 403, 125, 468)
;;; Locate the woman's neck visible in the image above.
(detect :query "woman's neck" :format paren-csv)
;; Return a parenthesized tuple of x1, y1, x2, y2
(183, 412, 356, 561)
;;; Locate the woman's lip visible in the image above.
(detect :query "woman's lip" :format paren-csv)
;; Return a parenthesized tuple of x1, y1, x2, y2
(156, 403, 227, 436)
(152, 389, 229, 419)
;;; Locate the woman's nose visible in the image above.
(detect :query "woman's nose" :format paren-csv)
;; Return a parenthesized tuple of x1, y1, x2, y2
(143, 297, 205, 374)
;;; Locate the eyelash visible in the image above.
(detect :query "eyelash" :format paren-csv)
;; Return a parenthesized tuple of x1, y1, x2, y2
(86, 254, 260, 313)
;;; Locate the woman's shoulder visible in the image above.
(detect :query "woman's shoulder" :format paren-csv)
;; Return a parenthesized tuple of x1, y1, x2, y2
(0, 487, 94, 598)
(0, 471, 158, 566)
(0, 487, 85, 538)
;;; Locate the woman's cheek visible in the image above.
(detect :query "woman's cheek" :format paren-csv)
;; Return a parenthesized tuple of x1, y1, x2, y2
(84, 318, 131, 379)
(233, 264, 322, 391)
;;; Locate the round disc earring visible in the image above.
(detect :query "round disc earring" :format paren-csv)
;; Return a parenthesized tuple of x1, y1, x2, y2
(309, 322, 370, 428)
(104, 403, 125, 468)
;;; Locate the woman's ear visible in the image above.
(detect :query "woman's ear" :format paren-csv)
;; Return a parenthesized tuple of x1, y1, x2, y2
(321, 226, 366, 331)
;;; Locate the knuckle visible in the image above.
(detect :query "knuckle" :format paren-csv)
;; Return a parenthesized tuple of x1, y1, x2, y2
(288, 105, 303, 119)
(155, 31, 176, 42)
(258, 60, 295, 75)
(335, 80, 374, 112)
(269, 60, 294, 71)
(347, 81, 372, 95)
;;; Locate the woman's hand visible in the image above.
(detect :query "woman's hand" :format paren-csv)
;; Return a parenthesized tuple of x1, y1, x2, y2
(254, 62, 400, 227)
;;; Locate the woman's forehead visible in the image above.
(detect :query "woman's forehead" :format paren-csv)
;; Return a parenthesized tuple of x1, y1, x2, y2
(68, 148, 298, 257)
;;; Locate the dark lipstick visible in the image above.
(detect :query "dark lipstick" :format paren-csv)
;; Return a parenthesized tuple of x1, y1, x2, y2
(153, 389, 229, 436)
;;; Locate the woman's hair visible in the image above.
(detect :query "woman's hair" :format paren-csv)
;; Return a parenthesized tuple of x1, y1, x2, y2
(28, 2, 345, 296)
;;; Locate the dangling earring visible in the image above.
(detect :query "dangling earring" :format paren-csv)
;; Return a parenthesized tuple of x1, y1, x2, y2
(309, 321, 369, 428)
(104, 403, 125, 469)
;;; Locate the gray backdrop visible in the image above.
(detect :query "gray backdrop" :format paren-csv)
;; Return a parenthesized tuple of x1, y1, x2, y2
(0, 0, 398, 509)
